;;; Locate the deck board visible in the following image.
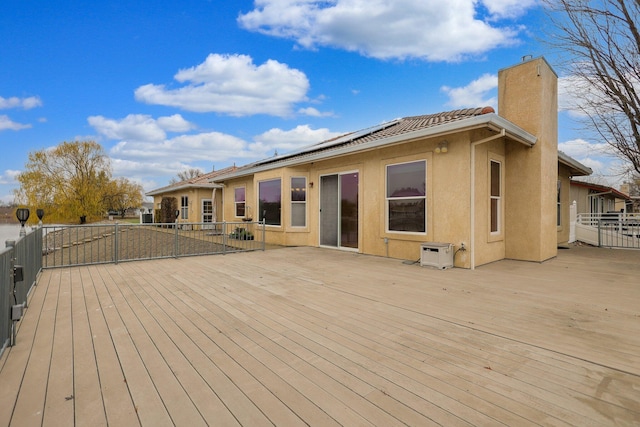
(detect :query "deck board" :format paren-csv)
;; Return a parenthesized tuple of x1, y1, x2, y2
(42, 269, 74, 427)
(1, 245, 639, 426)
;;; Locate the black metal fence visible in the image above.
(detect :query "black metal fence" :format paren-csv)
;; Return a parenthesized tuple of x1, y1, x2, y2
(42, 221, 266, 268)
(0, 228, 42, 357)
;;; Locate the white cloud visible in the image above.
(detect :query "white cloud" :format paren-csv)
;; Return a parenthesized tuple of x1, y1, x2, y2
(112, 158, 196, 180)
(156, 114, 194, 132)
(557, 71, 638, 119)
(441, 73, 497, 108)
(298, 107, 334, 117)
(559, 138, 628, 186)
(0, 169, 21, 185)
(559, 138, 609, 159)
(558, 75, 589, 117)
(481, 0, 537, 19)
(88, 114, 195, 142)
(109, 131, 248, 164)
(252, 124, 343, 156)
(0, 96, 42, 110)
(106, 123, 342, 189)
(238, 0, 533, 61)
(0, 115, 31, 131)
(134, 53, 310, 117)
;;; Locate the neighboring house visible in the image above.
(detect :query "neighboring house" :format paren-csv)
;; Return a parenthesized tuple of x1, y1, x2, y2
(211, 57, 592, 269)
(146, 166, 237, 226)
(619, 182, 640, 213)
(570, 180, 632, 216)
(140, 202, 154, 214)
(559, 152, 593, 244)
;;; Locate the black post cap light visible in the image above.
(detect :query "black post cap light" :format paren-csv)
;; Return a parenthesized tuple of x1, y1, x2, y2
(16, 208, 30, 237)
(36, 209, 44, 221)
(16, 208, 29, 224)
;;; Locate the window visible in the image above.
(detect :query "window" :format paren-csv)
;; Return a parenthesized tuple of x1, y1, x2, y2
(386, 160, 426, 233)
(291, 177, 306, 227)
(490, 160, 501, 233)
(259, 179, 281, 226)
(181, 196, 188, 220)
(203, 200, 213, 223)
(557, 180, 561, 227)
(234, 187, 246, 217)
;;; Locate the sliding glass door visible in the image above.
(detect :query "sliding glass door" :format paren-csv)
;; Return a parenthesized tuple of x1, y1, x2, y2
(320, 172, 358, 249)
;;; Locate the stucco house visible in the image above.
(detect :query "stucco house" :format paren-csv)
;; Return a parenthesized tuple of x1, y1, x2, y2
(570, 180, 632, 217)
(146, 166, 236, 226)
(209, 57, 591, 269)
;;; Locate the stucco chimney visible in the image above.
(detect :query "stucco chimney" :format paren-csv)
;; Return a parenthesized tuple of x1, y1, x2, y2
(499, 57, 559, 262)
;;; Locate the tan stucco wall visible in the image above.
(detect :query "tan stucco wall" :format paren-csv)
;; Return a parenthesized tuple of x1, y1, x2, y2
(570, 184, 626, 215)
(473, 140, 507, 267)
(500, 57, 559, 262)
(221, 132, 515, 268)
(570, 185, 589, 214)
(152, 187, 221, 224)
(557, 164, 572, 245)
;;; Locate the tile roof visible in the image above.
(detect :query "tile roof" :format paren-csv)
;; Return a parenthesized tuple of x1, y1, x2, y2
(248, 107, 495, 168)
(570, 180, 631, 199)
(358, 107, 496, 143)
(146, 165, 237, 196)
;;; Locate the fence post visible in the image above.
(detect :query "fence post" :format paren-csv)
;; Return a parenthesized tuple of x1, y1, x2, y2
(5, 240, 17, 347)
(597, 220, 602, 247)
(114, 222, 119, 264)
(174, 223, 179, 258)
(261, 219, 266, 251)
(222, 222, 227, 254)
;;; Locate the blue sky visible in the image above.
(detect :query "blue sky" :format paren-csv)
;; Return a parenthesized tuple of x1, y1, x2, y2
(0, 0, 624, 204)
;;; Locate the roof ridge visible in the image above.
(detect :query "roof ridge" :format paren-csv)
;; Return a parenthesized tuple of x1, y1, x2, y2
(402, 106, 493, 121)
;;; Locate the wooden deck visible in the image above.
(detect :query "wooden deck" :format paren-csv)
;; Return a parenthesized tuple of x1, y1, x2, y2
(1, 245, 639, 426)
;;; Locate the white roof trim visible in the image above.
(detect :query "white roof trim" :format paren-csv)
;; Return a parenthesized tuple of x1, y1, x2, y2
(558, 151, 592, 176)
(214, 113, 536, 181)
(146, 182, 222, 197)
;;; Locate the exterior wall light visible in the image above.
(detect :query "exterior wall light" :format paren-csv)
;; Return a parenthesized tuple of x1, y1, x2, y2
(435, 141, 449, 154)
(16, 208, 30, 237)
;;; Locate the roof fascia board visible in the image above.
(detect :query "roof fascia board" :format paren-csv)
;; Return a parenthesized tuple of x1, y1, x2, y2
(146, 182, 222, 196)
(558, 152, 593, 176)
(214, 114, 536, 181)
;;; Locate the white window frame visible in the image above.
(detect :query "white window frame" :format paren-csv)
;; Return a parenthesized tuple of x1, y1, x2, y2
(181, 195, 189, 220)
(258, 178, 282, 226)
(234, 187, 246, 218)
(202, 199, 213, 223)
(557, 180, 562, 227)
(489, 159, 502, 235)
(290, 176, 307, 227)
(385, 159, 427, 235)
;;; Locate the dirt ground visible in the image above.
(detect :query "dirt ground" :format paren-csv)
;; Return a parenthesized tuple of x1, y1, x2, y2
(0, 206, 18, 224)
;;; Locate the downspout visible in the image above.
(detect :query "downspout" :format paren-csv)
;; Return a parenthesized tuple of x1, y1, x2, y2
(470, 129, 506, 270)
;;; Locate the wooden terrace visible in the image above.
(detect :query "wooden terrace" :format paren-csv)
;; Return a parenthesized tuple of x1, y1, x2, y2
(1, 245, 639, 426)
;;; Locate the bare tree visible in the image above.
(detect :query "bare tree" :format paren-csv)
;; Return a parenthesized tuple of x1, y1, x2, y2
(544, 0, 640, 173)
(169, 167, 203, 184)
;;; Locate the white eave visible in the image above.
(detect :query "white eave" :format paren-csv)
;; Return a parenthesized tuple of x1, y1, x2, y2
(146, 182, 222, 197)
(558, 151, 592, 176)
(212, 113, 537, 181)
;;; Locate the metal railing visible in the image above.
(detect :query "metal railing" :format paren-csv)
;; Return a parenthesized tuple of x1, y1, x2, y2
(576, 212, 640, 227)
(0, 228, 42, 356)
(42, 221, 266, 268)
(576, 213, 640, 249)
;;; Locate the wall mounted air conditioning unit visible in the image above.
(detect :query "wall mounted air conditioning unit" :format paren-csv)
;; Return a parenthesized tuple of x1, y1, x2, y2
(420, 242, 454, 269)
